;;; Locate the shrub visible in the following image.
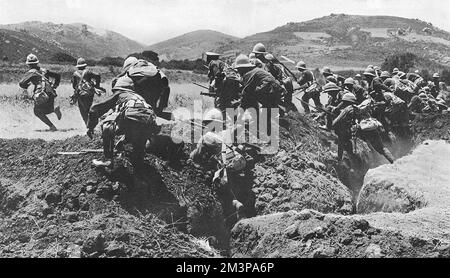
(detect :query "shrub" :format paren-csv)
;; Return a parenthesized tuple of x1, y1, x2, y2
(381, 52, 417, 73)
(441, 69, 450, 86)
(50, 52, 77, 64)
(98, 57, 125, 67)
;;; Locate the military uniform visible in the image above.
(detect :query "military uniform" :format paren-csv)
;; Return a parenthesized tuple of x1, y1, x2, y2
(87, 76, 157, 169)
(241, 67, 283, 110)
(71, 69, 101, 125)
(299, 70, 322, 113)
(19, 66, 61, 129)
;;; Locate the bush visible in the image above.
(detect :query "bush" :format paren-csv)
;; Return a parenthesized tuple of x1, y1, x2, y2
(441, 69, 450, 86)
(160, 59, 207, 73)
(98, 57, 125, 67)
(127, 50, 160, 66)
(50, 52, 77, 64)
(381, 52, 417, 73)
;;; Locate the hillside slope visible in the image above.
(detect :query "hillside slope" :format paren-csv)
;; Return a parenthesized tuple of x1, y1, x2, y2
(0, 21, 144, 61)
(220, 14, 450, 70)
(147, 14, 450, 71)
(148, 30, 239, 61)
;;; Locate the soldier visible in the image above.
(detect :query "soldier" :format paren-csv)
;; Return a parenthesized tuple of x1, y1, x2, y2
(383, 92, 410, 137)
(251, 43, 268, 65)
(207, 56, 241, 111)
(115, 57, 171, 114)
(320, 82, 344, 130)
(70, 58, 101, 125)
(392, 68, 399, 76)
(298, 61, 322, 113)
(190, 109, 247, 219)
(343, 77, 366, 105)
(86, 75, 157, 174)
(264, 54, 295, 111)
(332, 93, 360, 162)
(430, 73, 441, 98)
(233, 54, 283, 111)
(333, 93, 395, 164)
(19, 54, 62, 131)
(363, 68, 392, 132)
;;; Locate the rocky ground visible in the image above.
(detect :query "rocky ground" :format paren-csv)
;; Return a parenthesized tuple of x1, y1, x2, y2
(0, 110, 449, 258)
(229, 112, 450, 258)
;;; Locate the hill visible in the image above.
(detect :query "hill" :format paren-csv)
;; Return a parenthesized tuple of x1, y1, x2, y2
(0, 21, 144, 62)
(148, 30, 239, 61)
(148, 14, 450, 71)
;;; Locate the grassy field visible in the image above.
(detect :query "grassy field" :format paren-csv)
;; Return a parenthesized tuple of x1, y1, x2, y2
(0, 80, 213, 140)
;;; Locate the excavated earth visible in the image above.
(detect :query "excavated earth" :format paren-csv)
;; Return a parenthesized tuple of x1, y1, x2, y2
(1, 111, 449, 257)
(230, 112, 450, 258)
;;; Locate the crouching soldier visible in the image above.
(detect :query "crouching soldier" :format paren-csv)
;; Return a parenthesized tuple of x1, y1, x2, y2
(333, 93, 395, 164)
(190, 109, 248, 220)
(19, 54, 62, 131)
(70, 58, 102, 125)
(86, 75, 157, 174)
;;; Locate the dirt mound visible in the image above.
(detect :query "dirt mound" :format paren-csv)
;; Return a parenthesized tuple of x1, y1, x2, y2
(249, 112, 354, 216)
(0, 137, 223, 257)
(355, 140, 450, 241)
(412, 112, 450, 143)
(230, 209, 450, 258)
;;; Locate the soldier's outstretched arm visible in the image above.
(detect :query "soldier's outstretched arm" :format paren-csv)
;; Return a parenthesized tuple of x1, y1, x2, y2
(86, 93, 119, 131)
(19, 72, 33, 89)
(46, 70, 61, 88)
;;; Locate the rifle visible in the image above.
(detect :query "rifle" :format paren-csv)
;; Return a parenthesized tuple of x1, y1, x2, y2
(273, 56, 298, 83)
(95, 87, 107, 96)
(200, 92, 217, 98)
(295, 96, 334, 116)
(57, 149, 103, 156)
(193, 83, 209, 90)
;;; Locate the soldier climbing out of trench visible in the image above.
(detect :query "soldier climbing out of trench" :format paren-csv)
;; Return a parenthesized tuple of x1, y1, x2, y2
(333, 93, 395, 165)
(70, 58, 102, 126)
(86, 72, 158, 175)
(189, 109, 253, 221)
(19, 54, 62, 131)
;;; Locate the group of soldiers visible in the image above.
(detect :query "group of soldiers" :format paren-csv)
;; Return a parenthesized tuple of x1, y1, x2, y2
(205, 43, 449, 167)
(19, 54, 170, 174)
(17, 45, 449, 220)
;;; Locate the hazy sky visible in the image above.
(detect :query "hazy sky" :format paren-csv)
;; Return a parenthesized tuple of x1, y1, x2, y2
(0, 0, 449, 45)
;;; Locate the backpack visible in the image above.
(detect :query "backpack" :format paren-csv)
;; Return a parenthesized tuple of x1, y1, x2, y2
(32, 68, 56, 106)
(75, 69, 95, 97)
(359, 118, 383, 132)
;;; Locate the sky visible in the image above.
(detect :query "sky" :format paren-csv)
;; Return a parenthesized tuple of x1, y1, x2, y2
(0, 0, 449, 45)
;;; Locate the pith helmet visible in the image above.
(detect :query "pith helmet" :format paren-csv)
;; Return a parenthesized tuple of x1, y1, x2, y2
(323, 82, 340, 93)
(326, 75, 337, 84)
(203, 109, 223, 122)
(26, 54, 39, 65)
(392, 68, 399, 74)
(344, 78, 355, 86)
(342, 92, 357, 103)
(252, 43, 267, 54)
(363, 68, 376, 77)
(322, 66, 333, 76)
(264, 53, 275, 61)
(433, 73, 440, 78)
(380, 71, 391, 78)
(296, 61, 307, 70)
(234, 54, 256, 69)
(123, 56, 138, 70)
(76, 58, 87, 68)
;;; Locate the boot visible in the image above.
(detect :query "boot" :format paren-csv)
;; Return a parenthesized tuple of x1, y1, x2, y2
(54, 106, 62, 120)
(92, 159, 113, 168)
(382, 147, 395, 164)
(232, 199, 245, 220)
